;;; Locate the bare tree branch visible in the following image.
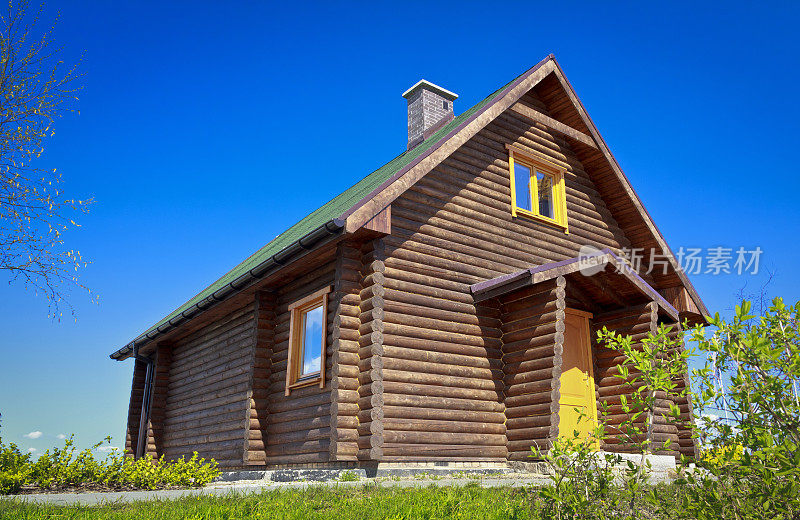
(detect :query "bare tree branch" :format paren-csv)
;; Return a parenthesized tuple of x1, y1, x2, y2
(0, 0, 93, 318)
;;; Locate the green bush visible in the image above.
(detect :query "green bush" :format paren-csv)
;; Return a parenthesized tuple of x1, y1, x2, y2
(0, 435, 219, 494)
(533, 415, 622, 520)
(0, 440, 32, 494)
(682, 298, 800, 520)
(530, 297, 800, 520)
(103, 451, 220, 489)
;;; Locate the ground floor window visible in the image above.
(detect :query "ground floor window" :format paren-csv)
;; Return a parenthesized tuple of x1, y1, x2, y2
(285, 286, 330, 395)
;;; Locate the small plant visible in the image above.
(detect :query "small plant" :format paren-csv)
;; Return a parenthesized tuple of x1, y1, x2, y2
(411, 472, 441, 481)
(531, 322, 693, 519)
(597, 323, 691, 515)
(700, 442, 743, 467)
(532, 412, 622, 520)
(338, 470, 359, 482)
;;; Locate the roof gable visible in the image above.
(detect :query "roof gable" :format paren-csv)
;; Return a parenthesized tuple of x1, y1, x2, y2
(341, 56, 707, 318)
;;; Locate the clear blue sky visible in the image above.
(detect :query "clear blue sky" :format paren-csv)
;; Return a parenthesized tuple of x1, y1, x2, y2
(1, 1, 798, 454)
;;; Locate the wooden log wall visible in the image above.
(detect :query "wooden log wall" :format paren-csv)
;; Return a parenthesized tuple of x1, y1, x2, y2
(357, 239, 386, 461)
(375, 254, 507, 460)
(378, 255, 506, 461)
(259, 263, 336, 465)
(124, 345, 170, 459)
(160, 304, 255, 468)
(592, 303, 682, 458)
(329, 241, 362, 461)
(653, 392, 680, 458)
(593, 303, 655, 454)
(646, 316, 676, 455)
(244, 291, 275, 465)
(500, 277, 566, 461)
(377, 89, 643, 461)
(155, 258, 338, 469)
(661, 321, 698, 460)
(124, 359, 147, 457)
(144, 345, 172, 459)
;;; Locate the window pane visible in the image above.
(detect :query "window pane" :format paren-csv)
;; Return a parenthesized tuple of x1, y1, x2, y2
(301, 305, 323, 375)
(514, 163, 532, 212)
(536, 171, 555, 219)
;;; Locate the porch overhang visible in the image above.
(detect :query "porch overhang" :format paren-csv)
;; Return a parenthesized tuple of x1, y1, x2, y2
(470, 248, 680, 322)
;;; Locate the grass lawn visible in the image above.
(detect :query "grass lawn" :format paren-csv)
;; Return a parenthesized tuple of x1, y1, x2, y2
(0, 483, 541, 519)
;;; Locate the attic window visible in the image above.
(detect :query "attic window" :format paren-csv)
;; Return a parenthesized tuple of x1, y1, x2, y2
(285, 286, 330, 395)
(442, 100, 448, 110)
(507, 145, 568, 232)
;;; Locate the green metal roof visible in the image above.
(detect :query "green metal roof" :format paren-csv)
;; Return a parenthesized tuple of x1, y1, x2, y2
(113, 76, 515, 358)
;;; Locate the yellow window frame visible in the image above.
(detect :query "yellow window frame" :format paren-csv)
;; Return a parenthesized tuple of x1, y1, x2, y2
(507, 145, 568, 233)
(285, 285, 330, 396)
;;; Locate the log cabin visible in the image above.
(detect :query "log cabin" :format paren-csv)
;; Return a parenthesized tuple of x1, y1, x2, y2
(111, 55, 705, 470)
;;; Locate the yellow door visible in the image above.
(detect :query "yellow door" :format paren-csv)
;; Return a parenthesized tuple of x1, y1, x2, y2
(559, 309, 598, 442)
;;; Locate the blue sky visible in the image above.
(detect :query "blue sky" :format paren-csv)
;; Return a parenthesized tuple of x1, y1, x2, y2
(1, 1, 798, 454)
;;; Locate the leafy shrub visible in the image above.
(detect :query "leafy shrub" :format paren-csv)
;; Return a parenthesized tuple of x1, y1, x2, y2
(0, 440, 32, 494)
(0, 435, 219, 494)
(700, 443, 743, 467)
(28, 436, 105, 489)
(681, 298, 800, 520)
(533, 414, 622, 520)
(102, 451, 220, 489)
(597, 323, 690, 511)
(531, 297, 800, 520)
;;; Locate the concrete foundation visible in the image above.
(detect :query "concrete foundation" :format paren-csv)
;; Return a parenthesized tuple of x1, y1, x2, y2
(214, 455, 675, 483)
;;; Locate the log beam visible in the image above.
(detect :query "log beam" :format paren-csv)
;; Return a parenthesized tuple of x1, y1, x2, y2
(363, 205, 392, 235)
(565, 281, 597, 313)
(584, 270, 627, 308)
(509, 102, 598, 150)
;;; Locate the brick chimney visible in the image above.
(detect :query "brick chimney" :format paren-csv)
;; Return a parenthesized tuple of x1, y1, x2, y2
(402, 79, 458, 150)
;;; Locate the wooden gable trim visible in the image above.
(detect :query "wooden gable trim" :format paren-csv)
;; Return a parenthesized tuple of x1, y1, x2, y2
(363, 205, 391, 234)
(661, 285, 704, 325)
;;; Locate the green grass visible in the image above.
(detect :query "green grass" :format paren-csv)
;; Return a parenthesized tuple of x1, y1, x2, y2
(0, 484, 541, 519)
